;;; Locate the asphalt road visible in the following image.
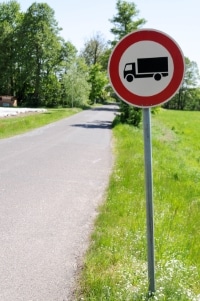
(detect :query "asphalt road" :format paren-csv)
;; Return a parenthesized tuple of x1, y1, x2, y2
(0, 104, 118, 301)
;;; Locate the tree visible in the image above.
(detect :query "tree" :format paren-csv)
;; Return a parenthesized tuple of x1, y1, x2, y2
(58, 40, 77, 77)
(80, 33, 111, 103)
(17, 2, 63, 106)
(163, 57, 200, 110)
(0, 0, 22, 95)
(0, 1, 92, 108)
(119, 100, 141, 126)
(109, 0, 146, 126)
(61, 57, 91, 108)
(80, 32, 108, 66)
(88, 63, 107, 104)
(109, 0, 146, 46)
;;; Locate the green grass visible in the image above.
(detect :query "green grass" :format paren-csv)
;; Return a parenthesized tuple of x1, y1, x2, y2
(0, 108, 81, 139)
(76, 109, 200, 301)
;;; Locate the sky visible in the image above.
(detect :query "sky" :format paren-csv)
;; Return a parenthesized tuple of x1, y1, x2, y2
(19, 0, 200, 70)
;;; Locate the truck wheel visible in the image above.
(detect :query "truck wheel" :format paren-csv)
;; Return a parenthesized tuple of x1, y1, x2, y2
(154, 73, 162, 81)
(125, 74, 134, 82)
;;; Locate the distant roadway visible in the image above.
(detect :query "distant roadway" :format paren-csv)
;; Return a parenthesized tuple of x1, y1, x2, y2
(0, 104, 118, 301)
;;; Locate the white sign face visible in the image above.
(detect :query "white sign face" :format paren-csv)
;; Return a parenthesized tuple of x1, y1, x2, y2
(108, 29, 185, 108)
(119, 41, 174, 97)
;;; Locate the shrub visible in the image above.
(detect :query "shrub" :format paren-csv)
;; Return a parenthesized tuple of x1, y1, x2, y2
(115, 100, 142, 127)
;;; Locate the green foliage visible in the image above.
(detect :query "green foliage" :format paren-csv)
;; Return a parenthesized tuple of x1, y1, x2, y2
(88, 63, 108, 104)
(41, 74, 62, 107)
(16, 2, 63, 105)
(109, 0, 146, 46)
(62, 57, 91, 108)
(163, 57, 200, 110)
(0, 1, 84, 108)
(80, 34, 111, 102)
(99, 48, 112, 71)
(0, 0, 22, 95)
(80, 33, 108, 66)
(115, 100, 142, 127)
(109, 1, 145, 126)
(76, 110, 200, 300)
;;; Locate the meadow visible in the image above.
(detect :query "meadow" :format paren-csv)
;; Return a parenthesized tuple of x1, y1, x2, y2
(76, 109, 200, 301)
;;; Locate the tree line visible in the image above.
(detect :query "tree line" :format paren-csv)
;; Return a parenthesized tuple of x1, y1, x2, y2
(0, 0, 199, 116)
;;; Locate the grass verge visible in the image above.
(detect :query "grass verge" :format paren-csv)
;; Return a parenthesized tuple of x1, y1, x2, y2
(75, 109, 200, 301)
(0, 108, 81, 139)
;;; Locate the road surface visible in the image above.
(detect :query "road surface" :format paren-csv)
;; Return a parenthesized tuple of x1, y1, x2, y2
(0, 104, 118, 301)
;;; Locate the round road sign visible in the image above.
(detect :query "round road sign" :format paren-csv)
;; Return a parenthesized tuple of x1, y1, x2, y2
(108, 29, 185, 108)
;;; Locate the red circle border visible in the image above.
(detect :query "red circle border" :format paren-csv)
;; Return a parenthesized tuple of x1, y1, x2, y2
(108, 29, 185, 108)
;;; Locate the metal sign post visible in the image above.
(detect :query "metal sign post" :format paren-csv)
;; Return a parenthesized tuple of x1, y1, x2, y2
(108, 29, 185, 296)
(143, 108, 155, 294)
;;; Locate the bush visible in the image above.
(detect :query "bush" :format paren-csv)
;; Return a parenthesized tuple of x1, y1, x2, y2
(117, 100, 142, 127)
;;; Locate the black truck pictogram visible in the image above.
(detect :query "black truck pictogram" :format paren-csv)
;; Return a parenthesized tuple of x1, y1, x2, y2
(124, 57, 168, 82)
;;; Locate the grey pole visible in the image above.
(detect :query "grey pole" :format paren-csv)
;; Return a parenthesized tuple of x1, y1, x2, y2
(142, 108, 155, 294)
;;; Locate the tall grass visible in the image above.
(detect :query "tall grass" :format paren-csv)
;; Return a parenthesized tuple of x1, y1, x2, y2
(0, 108, 81, 139)
(76, 109, 200, 301)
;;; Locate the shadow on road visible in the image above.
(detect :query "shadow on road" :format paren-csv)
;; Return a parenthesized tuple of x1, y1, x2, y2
(71, 120, 112, 129)
(71, 104, 119, 129)
(92, 107, 119, 112)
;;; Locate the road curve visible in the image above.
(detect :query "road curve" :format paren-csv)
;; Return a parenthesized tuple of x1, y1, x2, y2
(0, 104, 118, 301)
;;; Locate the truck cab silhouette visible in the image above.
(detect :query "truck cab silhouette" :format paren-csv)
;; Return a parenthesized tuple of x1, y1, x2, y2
(124, 57, 168, 82)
